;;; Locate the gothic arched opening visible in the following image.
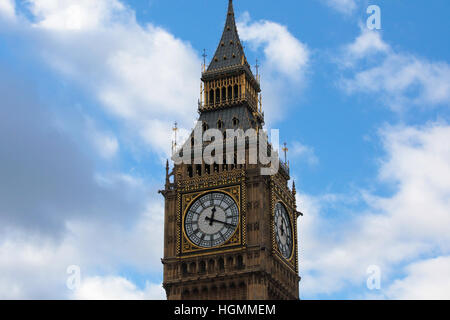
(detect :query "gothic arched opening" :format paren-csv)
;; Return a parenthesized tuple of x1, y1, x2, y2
(222, 87, 226, 101)
(199, 261, 206, 273)
(215, 88, 220, 103)
(218, 258, 225, 272)
(209, 89, 214, 105)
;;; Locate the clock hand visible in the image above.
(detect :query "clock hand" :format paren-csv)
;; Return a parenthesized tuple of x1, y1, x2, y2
(209, 206, 216, 226)
(280, 224, 285, 236)
(205, 216, 236, 228)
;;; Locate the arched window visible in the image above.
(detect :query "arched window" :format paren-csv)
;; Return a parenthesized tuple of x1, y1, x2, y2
(222, 87, 226, 101)
(209, 89, 214, 105)
(239, 282, 246, 299)
(202, 122, 209, 132)
(229, 282, 236, 299)
(234, 84, 239, 99)
(227, 256, 234, 269)
(219, 283, 226, 299)
(182, 263, 188, 275)
(208, 259, 215, 273)
(182, 289, 190, 299)
(237, 255, 244, 269)
(216, 88, 220, 103)
(201, 287, 208, 299)
(211, 286, 218, 299)
(192, 288, 199, 299)
(232, 117, 239, 127)
(218, 258, 225, 271)
(228, 86, 232, 101)
(199, 261, 206, 273)
(217, 120, 223, 129)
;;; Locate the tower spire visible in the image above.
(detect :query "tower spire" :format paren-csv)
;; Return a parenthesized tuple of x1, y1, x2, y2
(206, 0, 250, 73)
(228, 0, 234, 14)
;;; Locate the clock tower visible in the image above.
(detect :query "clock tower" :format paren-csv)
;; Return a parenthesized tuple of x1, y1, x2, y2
(160, 0, 300, 300)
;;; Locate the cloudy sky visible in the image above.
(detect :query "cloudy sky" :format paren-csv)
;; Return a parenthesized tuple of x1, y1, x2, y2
(0, 0, 449, 299)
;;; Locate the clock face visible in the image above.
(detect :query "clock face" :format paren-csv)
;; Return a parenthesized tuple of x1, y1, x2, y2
(274, 202, 293, 259)
(184, 192, 239, 248)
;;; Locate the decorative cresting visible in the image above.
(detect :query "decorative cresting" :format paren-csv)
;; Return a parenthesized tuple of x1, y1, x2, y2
(200, 0, 263, 119)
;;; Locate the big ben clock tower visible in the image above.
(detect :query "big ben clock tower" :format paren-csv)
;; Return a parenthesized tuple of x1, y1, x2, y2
(160, 0, 300, 300)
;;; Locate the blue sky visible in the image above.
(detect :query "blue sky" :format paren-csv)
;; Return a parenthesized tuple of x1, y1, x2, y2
(0, 0, 449, 299)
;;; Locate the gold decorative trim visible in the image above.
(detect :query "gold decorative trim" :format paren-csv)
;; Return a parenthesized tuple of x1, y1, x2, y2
(241, 178, 247, 246)
(274, 199, 295, 262)
(177, 169, 244, 192)
(179, 184, 246, 257)
(176, 192, 181, 255)
(271, 177, 297, 271)
(177, 246, 245, 259)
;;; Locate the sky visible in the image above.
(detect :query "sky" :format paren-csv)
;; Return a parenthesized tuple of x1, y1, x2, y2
(0, 0, 449, 300)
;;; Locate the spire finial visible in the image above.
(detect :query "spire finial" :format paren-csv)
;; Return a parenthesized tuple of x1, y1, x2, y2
(171, 121, 178, 155)
(282, 142, 289, 164)
(228, 0, 234, 14)
(292, 180, 296, 195)
(205, 0, 251, 75)
(165, 159, 170, 186)
(202, 49, 207, 72)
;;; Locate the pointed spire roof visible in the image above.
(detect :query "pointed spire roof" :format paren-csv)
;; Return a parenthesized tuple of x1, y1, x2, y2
(206, 0, 250, 72)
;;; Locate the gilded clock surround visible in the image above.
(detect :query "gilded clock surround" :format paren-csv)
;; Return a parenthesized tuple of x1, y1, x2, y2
(270, 176, 299, 273)
(180, 185, 245, 256)
(272, 199, 295, 262)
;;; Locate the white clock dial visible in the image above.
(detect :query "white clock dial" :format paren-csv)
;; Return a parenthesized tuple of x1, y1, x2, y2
(184, 192, 239, 248)
(274, 202, 293, 259)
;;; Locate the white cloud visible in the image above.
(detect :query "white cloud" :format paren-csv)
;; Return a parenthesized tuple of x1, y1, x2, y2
(322, 0, 358, 15)
(64, 200, 164, 274)
(73, 277, 165, 300)
(289, 141, 318, 165)
(0, 73, 165, 299)
(85, 118, 119, 159)
(0, 234, 79, 299)
(344, 29, 389, 62)
(94, 133, 119, 159)
(387, 256, 450, 300)
(6, 0, 200, 157)
(27, 0, 128, 30)
(0, 0, 15, 20)
(238, 13, 309, 80)
(339, 30, 450, 111)
(300, 122, 450, 298)
(0, 197, 165, 299)
(237, 13, 310, 123)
